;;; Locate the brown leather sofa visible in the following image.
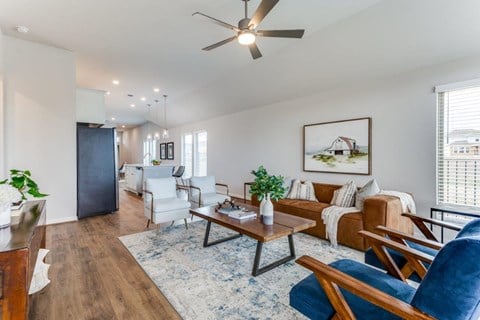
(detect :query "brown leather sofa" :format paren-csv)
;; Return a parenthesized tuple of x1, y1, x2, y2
(253, 182, 413, 251)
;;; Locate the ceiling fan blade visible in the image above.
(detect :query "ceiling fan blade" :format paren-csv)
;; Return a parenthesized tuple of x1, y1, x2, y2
(249, 0, 279, 28)
(248, 43, 262, 59)
(202, 36, 237, 51)
(257, 29, 305, 38)
(193, 12, 240, 32)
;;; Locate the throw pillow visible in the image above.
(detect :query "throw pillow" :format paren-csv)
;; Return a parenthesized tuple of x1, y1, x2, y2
(330, 189, 339, 205)
(333, 180, 357, 207)
(287, 179, 318, 202)
(282, 177, 293, 198)
(355, 179, 380, 211)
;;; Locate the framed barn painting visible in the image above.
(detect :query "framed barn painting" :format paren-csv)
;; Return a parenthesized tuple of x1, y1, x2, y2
(160, 143, 167, 160)
(303, 117, 371, 175)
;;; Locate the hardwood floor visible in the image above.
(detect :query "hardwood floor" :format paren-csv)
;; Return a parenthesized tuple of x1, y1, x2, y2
(29, 189, 181, 320)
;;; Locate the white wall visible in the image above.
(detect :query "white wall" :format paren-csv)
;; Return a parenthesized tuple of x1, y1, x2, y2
(173, 55, 480, 216)
(3, 36, 77, 224)
(76, 87, 105, 125)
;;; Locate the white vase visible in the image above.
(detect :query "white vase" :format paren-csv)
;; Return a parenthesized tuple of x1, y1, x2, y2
(262, 193, 274, 225)
(0, 202, 11, 228)
(259, 197, 266, 216)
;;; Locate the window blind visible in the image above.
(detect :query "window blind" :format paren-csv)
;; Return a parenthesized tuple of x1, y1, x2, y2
(437, 86, 480, 207)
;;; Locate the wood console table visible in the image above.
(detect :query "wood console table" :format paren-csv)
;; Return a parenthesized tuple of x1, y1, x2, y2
(0, 200, 46, 320)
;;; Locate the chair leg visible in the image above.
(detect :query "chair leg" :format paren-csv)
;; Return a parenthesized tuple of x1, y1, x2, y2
(184, 218, 189, 230)
(146, 219, 151, 229)
(170, 221, 175, 226)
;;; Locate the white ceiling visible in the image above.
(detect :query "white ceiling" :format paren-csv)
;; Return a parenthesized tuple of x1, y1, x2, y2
(1, 0, 480, 128)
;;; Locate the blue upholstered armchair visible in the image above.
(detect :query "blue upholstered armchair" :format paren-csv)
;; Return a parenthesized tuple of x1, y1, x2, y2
(365, 216, 480, 282)
(290, 234, 480, 320)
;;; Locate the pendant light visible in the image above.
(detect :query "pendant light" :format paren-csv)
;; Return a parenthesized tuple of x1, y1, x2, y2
(162, 94, 169, 139)
(154, 99, 160, 140)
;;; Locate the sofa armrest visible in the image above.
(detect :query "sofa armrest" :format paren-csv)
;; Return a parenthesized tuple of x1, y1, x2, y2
(363, 195, 412, 237)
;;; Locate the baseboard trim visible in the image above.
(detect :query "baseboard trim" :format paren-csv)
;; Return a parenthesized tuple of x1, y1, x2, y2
(47, 215, 78, 225)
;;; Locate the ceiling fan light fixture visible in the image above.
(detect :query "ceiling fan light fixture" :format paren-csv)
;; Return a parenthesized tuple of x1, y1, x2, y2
(238, 31, 256, 45)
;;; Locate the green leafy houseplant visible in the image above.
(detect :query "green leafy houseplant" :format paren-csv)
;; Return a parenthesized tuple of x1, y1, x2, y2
(0, 169, 48, 200)
(249, 165, 285, 201)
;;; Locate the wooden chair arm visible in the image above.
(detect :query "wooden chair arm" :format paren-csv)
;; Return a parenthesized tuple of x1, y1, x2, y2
(296, 256, 435, 320)
(359, 230, 434, 281)
(402, 213, 462, 231)
(176, 185, 190, 192)
(215, 183, 229, 196)
(189, 185, 202, 205)
(142, 190, 154, 222)
(402, 213, 461, 242)
(375, 225, 443, 251)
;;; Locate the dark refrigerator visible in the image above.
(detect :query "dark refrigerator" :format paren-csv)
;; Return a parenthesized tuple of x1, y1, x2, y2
(77, 126, 119, 219)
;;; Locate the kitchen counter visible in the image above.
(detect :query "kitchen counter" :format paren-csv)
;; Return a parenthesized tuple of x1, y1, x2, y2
(124, 164, 175, 194)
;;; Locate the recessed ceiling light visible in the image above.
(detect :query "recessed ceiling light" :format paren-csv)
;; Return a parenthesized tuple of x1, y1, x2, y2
(106, 91, 111, 95)
(112, 80, 120, 85)
(122, 125, 125, 128)
(140, 97, 146, 101)
(16, 26, 29, 34)
(153, 88, 160, 93)
(130, 104, 135, 107)
(111, 117, 115, 121)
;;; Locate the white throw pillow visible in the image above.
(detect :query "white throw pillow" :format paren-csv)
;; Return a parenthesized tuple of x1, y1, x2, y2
(333, 180, 357, 207)
(287, 180, 318, 202)
(355, 179, 380, 211)
(330, 189, 339, 205)
(282, 177, 293, 198)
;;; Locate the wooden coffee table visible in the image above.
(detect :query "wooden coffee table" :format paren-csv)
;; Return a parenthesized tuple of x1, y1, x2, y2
(190, 203, 316, 276)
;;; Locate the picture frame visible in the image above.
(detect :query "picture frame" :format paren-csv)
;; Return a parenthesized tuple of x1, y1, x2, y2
(160, 143, 167, 160)
(167, 142, 174, 160)
(303, 117, 371, 175)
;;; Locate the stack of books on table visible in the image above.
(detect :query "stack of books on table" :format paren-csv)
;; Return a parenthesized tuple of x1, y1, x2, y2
(227, 210, 257, 220)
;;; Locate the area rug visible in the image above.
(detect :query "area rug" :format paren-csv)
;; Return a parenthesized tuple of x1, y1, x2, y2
(119, 221, 363, 320)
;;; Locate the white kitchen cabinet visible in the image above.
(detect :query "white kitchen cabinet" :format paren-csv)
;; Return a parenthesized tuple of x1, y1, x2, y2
(124, 164, 175, 195)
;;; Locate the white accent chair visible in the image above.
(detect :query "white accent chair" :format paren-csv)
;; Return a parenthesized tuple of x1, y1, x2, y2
(189, 176, 230, 207)
(143, 177, 191, 229)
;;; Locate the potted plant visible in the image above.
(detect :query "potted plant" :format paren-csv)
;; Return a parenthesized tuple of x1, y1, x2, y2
(0, 184, 22, 227)
(151, 159, 161, 166)
(249, 165, 285, 225)
(0, 169, 48, 201)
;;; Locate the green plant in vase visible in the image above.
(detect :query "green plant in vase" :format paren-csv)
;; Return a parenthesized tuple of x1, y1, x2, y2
(249, 165, 285, 225)
(0, 169, 48, 201)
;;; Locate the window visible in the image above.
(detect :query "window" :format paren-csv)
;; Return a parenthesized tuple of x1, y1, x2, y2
(181, 130, 207, 178)
(437, 84, 480, 207)
(143, 139, 157, 165)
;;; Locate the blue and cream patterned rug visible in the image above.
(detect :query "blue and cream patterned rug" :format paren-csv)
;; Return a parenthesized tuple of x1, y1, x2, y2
(119, 220, 363, 320)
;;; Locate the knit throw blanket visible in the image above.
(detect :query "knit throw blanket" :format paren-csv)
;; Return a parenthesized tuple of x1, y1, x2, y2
(321, 191, 416, 247)
(379, 190, 417, 214)
(321, 206, 360, 247)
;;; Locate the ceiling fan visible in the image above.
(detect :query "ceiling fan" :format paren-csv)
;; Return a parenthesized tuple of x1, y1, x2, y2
(193, 0, 305, 60)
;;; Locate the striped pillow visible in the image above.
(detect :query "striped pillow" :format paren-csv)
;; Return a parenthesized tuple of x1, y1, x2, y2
(287, 180, 318, 202)
(333, 180, 357, 207)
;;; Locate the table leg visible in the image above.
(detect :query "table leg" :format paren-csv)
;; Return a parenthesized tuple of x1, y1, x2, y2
(203, 221, 242, 247)
(252, 234, 296, 276)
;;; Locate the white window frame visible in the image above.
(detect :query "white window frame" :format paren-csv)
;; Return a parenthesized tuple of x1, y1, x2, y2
(181, 130, 207, 178)
(143, 139, 156, 165)
(436, 81, 480, 208)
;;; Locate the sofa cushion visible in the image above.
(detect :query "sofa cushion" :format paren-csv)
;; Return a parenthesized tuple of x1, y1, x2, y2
(332, 180, 357, 207)
(287, 180, 318, 202)
(355, 179, 380, 211)
(290, 259, 416, 320)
